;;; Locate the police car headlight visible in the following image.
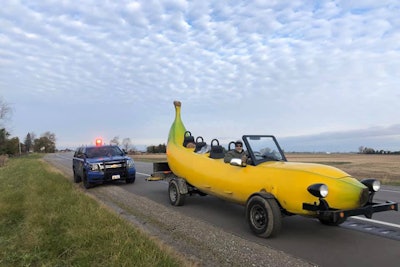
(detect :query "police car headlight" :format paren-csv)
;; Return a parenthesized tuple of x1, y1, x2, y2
(361, 178, 381, 192)
(90, 163, 100, 171)
(127, 159, 135, 168)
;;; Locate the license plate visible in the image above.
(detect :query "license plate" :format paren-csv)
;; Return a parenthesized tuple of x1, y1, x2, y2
(112, 174, 120, 180)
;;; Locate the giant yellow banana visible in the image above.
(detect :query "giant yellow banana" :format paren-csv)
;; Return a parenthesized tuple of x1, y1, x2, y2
(166, 101, 367, 215)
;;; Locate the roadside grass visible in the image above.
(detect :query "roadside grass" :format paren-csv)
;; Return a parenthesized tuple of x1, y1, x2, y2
(0, 154, 183, 266)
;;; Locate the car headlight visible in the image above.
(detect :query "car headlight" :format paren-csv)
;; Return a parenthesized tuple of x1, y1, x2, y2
(307, 183, 328, 198)
(89, 163, 100, 171)
(361, 178, 380, 192)
(127, 159, 135, 168)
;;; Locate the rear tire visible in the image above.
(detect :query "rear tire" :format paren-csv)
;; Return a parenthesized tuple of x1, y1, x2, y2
(169, 179, 186, 206)
(246, 195, 282, 238)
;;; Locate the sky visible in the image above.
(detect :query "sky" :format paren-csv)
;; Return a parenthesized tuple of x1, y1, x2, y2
(1, 0, 400, 152)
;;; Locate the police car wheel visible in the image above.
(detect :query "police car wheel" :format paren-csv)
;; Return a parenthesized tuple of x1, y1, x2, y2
(82, 173, 93, 189)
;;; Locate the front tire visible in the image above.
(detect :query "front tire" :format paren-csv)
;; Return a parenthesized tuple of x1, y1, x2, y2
(126, 175, 135, 184)
(246, 195, 282, 238)
(82, 172, 93, 189)
(169, 179, 186, 206)
(73, 169, 81, 183)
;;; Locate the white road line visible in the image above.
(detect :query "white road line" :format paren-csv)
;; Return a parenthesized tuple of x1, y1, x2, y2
(351, 216, 400, 229)
(137, 172, 150, 177)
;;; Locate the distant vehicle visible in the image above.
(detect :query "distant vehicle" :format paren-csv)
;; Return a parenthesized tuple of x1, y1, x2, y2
(149, 101, 398, 238)
(72, 140, 136, 189)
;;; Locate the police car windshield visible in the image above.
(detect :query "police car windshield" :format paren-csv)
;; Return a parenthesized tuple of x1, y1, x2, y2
(86, 146, 124, 158)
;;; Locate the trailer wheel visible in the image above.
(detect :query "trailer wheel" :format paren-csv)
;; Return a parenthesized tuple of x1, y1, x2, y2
(169, 179, 186, 206)
(246, 195, 282, 238)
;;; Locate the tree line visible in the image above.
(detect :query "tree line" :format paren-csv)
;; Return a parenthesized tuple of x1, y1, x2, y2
(358, 146, 400, 155)
(108, 136, 166, 153)
(0, 97, 56, 155)
(146, 144, 166, 153)
(0, 130, 57, 155)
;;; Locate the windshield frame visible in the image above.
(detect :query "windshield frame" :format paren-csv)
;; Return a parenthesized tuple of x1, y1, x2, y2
(242, 135, 287, 166)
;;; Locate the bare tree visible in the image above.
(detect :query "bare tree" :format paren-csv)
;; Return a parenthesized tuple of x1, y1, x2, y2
(0, 97, 12, 127)
(110, 136, 120, 146)
(30, 132, 36, 144)
(122, 137, 132, 151)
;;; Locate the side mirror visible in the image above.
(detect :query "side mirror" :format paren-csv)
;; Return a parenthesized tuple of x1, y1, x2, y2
(230, 158, 244, 167)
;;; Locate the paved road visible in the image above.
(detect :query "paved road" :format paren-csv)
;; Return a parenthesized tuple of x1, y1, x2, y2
(47, 153, 400, 267)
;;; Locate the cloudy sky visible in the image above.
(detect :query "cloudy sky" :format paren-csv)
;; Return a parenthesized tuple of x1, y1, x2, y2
(1, 0, 400, 152)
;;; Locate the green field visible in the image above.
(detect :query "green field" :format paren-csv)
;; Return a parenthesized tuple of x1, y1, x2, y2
(0, 154, 185, 266)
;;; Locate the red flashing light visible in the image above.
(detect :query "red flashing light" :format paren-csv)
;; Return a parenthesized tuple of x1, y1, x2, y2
(95, 138, 102, 146)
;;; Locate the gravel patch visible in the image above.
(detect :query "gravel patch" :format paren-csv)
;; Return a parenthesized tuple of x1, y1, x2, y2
(86, 186, 315, 267)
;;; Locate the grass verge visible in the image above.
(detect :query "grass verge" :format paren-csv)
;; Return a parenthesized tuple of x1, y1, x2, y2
(0, 154, 182, 266)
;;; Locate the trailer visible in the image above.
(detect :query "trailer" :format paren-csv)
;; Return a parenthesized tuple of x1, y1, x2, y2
(147, 162, 207, 206)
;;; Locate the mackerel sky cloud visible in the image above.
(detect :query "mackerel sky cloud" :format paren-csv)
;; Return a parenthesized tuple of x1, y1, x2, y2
(1, 0, 399, 152)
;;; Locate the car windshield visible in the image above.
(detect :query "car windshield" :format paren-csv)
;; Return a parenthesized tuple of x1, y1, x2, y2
(244, 135, 285, 163)
(85, 146, 124, 158)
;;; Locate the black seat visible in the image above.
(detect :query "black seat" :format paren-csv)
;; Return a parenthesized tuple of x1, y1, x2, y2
(209, 139, 225, 159)
(194, 136, 207, 152)
(183, 131, 195, 147)
(228, 141, 235, 151)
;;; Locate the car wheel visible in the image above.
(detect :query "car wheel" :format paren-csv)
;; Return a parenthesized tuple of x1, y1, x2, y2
(82, 172, 93, 189)
(126, 176, 135, 184)
(318, 216, 346, 226)
(73, 170, 81, 183)
(169, 179, 186, 206)
(246, 195, 282, 238)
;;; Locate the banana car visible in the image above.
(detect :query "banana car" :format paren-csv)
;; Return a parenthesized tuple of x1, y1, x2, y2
(150, 101, 398, 238)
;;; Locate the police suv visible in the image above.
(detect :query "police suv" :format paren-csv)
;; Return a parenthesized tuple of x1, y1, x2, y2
(72, 140, 136, 189)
